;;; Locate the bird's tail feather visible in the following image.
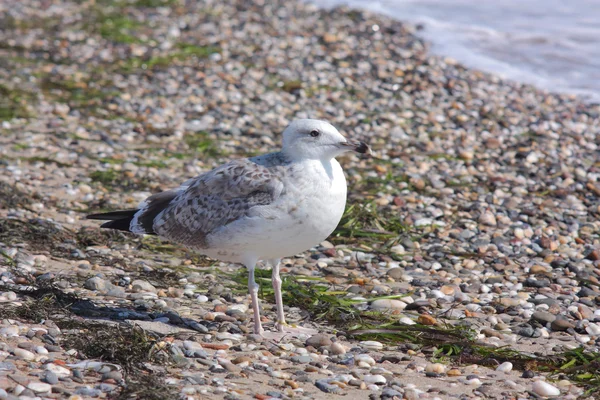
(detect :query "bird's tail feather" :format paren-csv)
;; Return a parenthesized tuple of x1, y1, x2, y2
(87, 209, 142, 233)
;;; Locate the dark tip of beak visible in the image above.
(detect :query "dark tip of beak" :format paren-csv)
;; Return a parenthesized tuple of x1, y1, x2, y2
(355, 141, 371, 155)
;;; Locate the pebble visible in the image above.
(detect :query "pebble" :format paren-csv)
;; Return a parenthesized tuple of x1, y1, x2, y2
(496, 362, 513, 372)
(532, 380, 561, 397)
(27, 382, 52, 393)
(315, 379, 342, 394)
(43, 371, 59, 384)
(131, 279, 157, 293)
(13, 348, 35, 360)
(44, 363, 71, 377)
(363, 375, 386, 385)
(425, 363, 446, 374)
(585, 324, 600, 336)
(330, 342, 346, 355)
(370, 299, 406, 310)
(551, 319, 575, 331)
(355, 354, 376, 367)
(531, 311, 556, 324)
(0, 326, 19, 337)
(360, 340, 384, 351)
(305, 334, 332, 348)
(84, 276, 108, 291)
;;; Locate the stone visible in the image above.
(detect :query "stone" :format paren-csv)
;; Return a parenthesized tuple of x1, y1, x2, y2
(370, 299, 406, 311)
(84, 276, 109, 291)
(0, 326, 19, 337)
(305, 334, 332, 348)
(0, 362, 15, 371)
(330, 342, 346, 355)
(585, 323, 600, 336)
(44, 363, 71, 377)
(479, 211, 497, 226)
(363, 375, 386, 385)
(131, 279, 157, 293)
(425, 363, 446, 374)
(315, 379, 341, 394)
(532, 381, 560, 397)
(531, 311, 556, 324)
(518, 325, 535, 337)
(27, 382, 52, 393)
(496, 362, 513, 372)
(13, 348, 35, 360)
(522, 370, 535, 379)
(43, 371, 58, 385)
(102, 370, 123, 381)
(551, 319, 575, 331)
(360, 340, 383, 350)
(386, 268, 404, 280)
(355, 354, 376, 366)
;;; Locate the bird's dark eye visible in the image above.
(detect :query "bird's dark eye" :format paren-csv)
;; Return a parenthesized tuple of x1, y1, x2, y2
(309, 130, 320, 138)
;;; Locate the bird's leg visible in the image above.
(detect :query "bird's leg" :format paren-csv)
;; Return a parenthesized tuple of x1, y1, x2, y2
(246, 261, 263, 335)
(261, 258, 318, 340)
(269, 258, 285, 332)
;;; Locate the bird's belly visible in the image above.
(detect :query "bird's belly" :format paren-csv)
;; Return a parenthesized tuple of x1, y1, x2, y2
(204, 183, 346, 262)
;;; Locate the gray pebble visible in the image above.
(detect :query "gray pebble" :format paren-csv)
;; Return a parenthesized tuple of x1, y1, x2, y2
(315, 379, 342, 394)
(84, 276, 109, 292)
(44, 371, 59, 384)
(531, 311, 556, 324)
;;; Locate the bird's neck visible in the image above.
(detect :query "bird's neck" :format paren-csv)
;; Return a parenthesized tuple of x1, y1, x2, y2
(319, 158, 336, 180)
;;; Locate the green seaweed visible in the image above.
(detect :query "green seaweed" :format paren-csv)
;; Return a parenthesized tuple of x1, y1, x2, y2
(333, 202, 408, 243)
(119, 43, 220, 72)
(0, 84, 35, 121)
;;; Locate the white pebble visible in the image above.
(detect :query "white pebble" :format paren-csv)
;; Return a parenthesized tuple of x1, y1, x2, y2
(269, 370, 290, 379)
(44, 363, 71, 377)
(363, 374, 386, 385)
(585, 324, 600, 336)
(370, 299, 406, 311)
(496, 362, 513, 372)
(27, 382, 52, 393)
(425, 363, 446, 374)
(399, 317, 416, 325)
(355, 354, 376, 366)
(216, 332, 243, 342)
(532, 380, 560, 397)
(575, 335, 591, 344)
(13, 348, 35, 360)
(0, 326, 19, 337)
(34, 346, 48, 355)
(13, 385, 25, 396)
(360, 341, 383, 351)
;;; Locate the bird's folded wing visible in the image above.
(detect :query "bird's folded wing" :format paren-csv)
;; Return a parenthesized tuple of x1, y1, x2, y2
(151, 159, 284, 248)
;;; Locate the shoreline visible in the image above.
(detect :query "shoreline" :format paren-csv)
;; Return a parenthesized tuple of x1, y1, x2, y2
(1, 0, 600, 399)
(315, 0, 600, 105)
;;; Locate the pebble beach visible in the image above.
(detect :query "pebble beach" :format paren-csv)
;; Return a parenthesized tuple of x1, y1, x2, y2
(1, 0, 600, 399)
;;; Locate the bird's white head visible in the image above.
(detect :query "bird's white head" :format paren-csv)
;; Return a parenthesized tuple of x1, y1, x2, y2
(281, 119, 370, 161)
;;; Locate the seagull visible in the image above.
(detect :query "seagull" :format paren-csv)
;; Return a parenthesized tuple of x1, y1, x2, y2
(87, 119, 370, 336)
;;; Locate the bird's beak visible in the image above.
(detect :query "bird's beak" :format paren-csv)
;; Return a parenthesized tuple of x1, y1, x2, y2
(337, 140, 372, 155)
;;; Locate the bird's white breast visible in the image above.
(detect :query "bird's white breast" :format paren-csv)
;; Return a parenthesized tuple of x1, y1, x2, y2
(204, 158, 347, 262)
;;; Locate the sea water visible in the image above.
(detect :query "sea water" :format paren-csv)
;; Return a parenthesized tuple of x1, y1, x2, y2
(317, 0, 600, 103)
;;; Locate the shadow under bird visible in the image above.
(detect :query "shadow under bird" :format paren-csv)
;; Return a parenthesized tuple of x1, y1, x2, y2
(87, 119, 371, 337)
